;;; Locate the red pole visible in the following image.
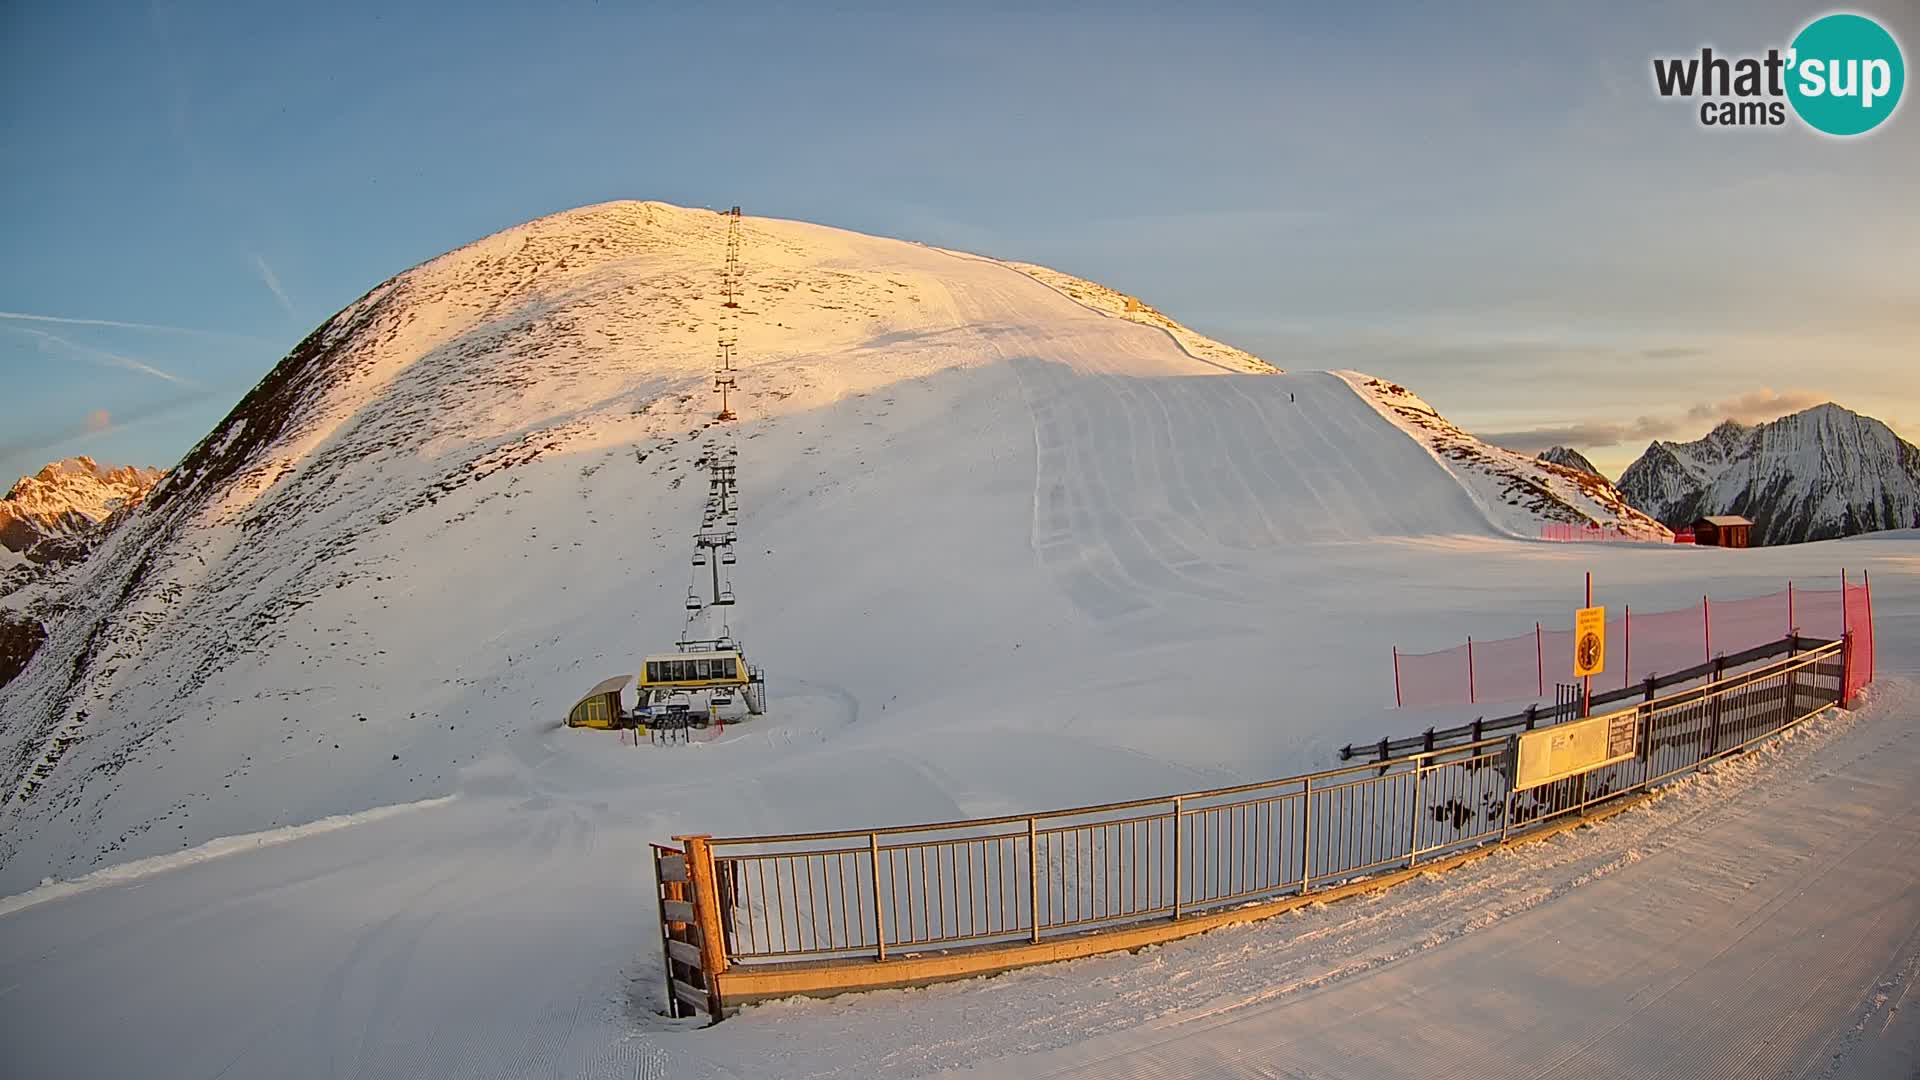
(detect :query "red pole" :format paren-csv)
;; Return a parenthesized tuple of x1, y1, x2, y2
(1536, 622, 1544, 697)
(1787, 581, 1795, 636)
(1467, 637, 1476, 704)
(1703, 594, 1712, 664)
(1864, 570, 1874, 686)
(1584, 573, 1593, 716)
(1624, 604, 1631, 690)
(1393, 646, 1402, 708)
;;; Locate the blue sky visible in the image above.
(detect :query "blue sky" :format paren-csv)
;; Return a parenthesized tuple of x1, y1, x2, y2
(3, 1, 1914, 481)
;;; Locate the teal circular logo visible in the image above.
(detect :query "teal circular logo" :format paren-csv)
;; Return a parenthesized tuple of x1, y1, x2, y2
(1787, 13, 1905, 136)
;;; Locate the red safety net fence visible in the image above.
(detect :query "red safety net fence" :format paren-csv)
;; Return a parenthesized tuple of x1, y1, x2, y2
(1393, 575, 1877, 708)
(1845, 576, 1875, 703)
(1539, 523, 1666, 543)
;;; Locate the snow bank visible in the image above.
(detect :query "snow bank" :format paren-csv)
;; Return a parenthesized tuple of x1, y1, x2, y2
(0, 794, 454, 917)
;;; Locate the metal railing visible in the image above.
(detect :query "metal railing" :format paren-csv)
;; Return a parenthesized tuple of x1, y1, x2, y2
(695, 639, 1848, 970)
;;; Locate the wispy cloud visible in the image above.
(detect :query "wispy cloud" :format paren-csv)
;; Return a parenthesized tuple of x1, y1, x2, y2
(2, 325, 197, 386)
(0, 389, 218, 470)
(1686, 388, 1826, 425)
(250, 254, 296, 319)
(1484, 415, 1685, 452)
(0, 310, 273, 346)
(1486, 386, 1829, 453)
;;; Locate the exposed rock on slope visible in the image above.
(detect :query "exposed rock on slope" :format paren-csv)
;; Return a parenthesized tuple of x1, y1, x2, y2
(1345, 376, 1671, 540)
(1538, 446, 1602, 477)
(0, 458, 163, 556)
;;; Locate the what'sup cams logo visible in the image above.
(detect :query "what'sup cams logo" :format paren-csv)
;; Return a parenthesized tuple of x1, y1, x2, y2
(1653, 12, 1905, 135)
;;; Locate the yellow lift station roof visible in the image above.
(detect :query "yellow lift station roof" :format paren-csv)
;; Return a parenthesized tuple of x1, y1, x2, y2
(571, 675, 633, 712)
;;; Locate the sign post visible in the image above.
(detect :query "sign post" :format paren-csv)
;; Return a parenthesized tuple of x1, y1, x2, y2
(1573, 573, 1605, 718)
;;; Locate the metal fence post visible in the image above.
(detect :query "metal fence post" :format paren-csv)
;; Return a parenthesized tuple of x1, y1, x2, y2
(1407, 759, 1424, 867)
(869, 832, 886, 961)
(1171, 797, 1184, 919)
(1027, 817, 1041, 942)
(1706, 655, 1726, 757)
(1299, 778, 1313, 894)
(1500, 736, 1519, 842)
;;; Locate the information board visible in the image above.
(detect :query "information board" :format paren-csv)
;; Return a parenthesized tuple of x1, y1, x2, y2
(1515, 708, 1639, 788)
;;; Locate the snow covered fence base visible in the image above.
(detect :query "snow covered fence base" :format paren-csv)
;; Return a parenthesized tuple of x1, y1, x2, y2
(653, 639, 1862, 1020)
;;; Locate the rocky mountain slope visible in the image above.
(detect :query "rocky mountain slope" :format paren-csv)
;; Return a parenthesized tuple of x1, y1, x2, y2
(1618, 404, 1920, 545)
(1347, 378, 1671, 540)
(0, 458, 163, 558)
(1538, 446, 1601, 477)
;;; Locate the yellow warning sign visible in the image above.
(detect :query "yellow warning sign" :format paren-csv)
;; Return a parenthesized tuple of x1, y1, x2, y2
(1573, 605, 1606, 677)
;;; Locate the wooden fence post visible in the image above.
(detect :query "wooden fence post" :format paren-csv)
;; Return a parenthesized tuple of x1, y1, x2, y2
(675, 834, 730, 1019)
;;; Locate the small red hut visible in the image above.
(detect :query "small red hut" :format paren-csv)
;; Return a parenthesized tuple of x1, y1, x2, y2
(1690, 515, 1753, 548)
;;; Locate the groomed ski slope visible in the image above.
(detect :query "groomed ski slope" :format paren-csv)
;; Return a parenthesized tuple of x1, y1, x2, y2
(0, 540, 1913, 1080)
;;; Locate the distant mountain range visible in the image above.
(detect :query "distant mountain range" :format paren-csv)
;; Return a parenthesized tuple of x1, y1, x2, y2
(1, 457, 163, 562)
(1616, 404, 1920, 545)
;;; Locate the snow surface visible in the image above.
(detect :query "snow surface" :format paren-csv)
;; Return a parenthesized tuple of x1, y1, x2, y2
(0, 201, 1912, 1078)
(0, 538, 1912, 1079)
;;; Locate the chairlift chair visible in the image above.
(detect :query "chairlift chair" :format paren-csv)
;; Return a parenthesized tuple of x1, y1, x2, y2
(693, 551, 707, 567)
(685, 589, 702, 612)
(720, 548, 736, 565)
(716, 589, 736, 606)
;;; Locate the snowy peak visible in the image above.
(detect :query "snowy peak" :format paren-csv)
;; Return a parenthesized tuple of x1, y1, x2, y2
(999, 262, 1280, 374)
(1344, 376, 1670, 539)
(0, 456, 164, 555)
(1537, 446, 1602, 477)
(1618, 403, 1920, 544)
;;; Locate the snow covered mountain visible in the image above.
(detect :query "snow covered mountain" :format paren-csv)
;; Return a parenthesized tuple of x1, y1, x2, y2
(1349, 379, 1669, 540)
(0, 200, 1659, 889)
(1538, 446, 1601, 477)
(1618, 404, 1920, 545)
(0, 457, 163, 557)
